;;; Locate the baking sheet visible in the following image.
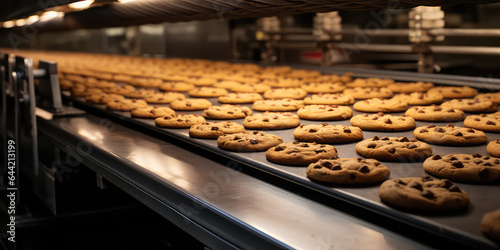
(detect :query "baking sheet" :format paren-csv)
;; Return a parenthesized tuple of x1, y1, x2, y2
(65, 75, 500, 249)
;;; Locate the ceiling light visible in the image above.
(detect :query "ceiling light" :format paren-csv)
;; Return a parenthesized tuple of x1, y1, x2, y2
(2, 21, 15, 28)
(68, 0, 95, 9)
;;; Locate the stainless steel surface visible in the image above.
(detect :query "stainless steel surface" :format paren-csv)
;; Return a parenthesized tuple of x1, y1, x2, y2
(330, 43, 500, 56)
(40, 113, 431, 250)
(327, 29, 410, 37)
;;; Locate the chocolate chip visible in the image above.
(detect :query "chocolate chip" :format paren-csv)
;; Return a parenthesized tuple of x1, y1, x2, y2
(263, 118, 269, 122)
(422, 176, 434, 182)
(409, 182, 423, 191)
(486, 121, 496, 125)
(373, 136, 380, 140)
(387, 148, 396, 154)
(434, 107, 442, 111)
(177, 119, 183, 122)
(484, 156, 490, 160)
(450, 156, 458, 161)
(211, 127, 219, 131)
(441, 180, 453, 189)
(483, 162, 492, 166)
(372, 117, 379, 120)
(250, 138, 258, 144)
(331, 163, 342, 170)
(419, 129, 428, 133)
(449, 185, 461, 192)
(400, 137, 409, 142)
(452, 161, 464, 168)
(427, 124, 436, 128)
(367, 143, 377, 148)
(479, 168, 489, 180)
(358, 165, 370, 173)
(407, 143, 417, 149)
(472, 153, 482, 158)
(436, 128, 445, 133)
(309, 129, 317, 133)
(275, 146, 284, 151)
(384, 118, 392, 124)
(422, 190, 435, 199)
(446, 124, 454, 128)
(356, 158, 364, 162)
(418, 110, 425, 113)
(474, 118, 480, 121)
(228, 111, 234, 114)
(467, 129, 475, 133)
(395, 180, 407, 185)
(318, 161, 331, 169)
(381, 137, 389, 140)
(321, 123, 328, 126)
(432, 155, 442, 161)
(474, 159, 483, 164)
(344, 127, 351, 133)
(454, 132, 463, 137)
(313, 165, 322, 169)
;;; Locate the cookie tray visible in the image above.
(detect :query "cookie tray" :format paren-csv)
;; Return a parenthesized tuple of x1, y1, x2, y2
(63, 71, 500, 249)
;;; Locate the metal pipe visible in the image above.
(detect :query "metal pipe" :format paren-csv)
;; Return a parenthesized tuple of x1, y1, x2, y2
(329, 43, 500, 56)
(327, 29, 410, 37)
(428, 29, 500, 37)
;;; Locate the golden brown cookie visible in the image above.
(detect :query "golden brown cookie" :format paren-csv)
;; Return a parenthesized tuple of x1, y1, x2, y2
(353, 98, 408, 113)
(427, 86, 477, 99)
(307, 158, 390, 184)
(405, 105, 465, 122)
(355, 136, 432, 162)
(343, 87, 393, 100)
(296, 105, 353, 121)
(266, 141, 338, 166)
(414, 124, 487, 146)
(303, 93, 355, 105)
(202, 105, 252, 120)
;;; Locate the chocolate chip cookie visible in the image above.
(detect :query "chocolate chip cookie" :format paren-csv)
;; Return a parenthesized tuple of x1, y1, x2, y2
(423, 153, 500, 182)
(300, 82, 346, 93)
(392, 92, 443, 105)
(464, 114, 500, 133)
(252, 99, 305, 112)
(154, 114, 206, 128)
(379, 177, 469, 211)
(441, 99, 497, 113)
(387, 82, 434, 93)
(355, 136, 433, 162)
(487, 139, 500, 157)
(217, 131, 283, 151)
(427, 86, 477, 99)
(263, 87, 308, 100)
(159, 82, 196, 92)
(414, 124, 487, 146)
(131, 106, 175, 118)
(243, 112, 300, 130)
(481, 209, 500, 243)
(303, 93, 355, 105)
(85, 93, 124, 104)
(346, 78, 394, 88)
(202, 105, 252, 120)
(293, 124, 363, 144)
(144, 92, 186, 104)
(265, 141, 338, 166)
(343, 87, 393, 100)
(188, 121, 245, 139)
(405, 105, 465, 122)
(306, 158, 390, 184)
(353, 98, 408, 113)
(188, 87, 228, 97)
(106, 99, 148, 111)
(218, 92, 263, 104)
(475, 92, 500, 104)
(350, 113, 416, 132)
(297, 105, 353, 121)
(170, 98, 212, 111)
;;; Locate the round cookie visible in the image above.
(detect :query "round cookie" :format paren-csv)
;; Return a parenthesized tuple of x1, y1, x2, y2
(85, 93, 124, 104)
(213, 80, 241, 89)
(379, 176, 469, 211)
(265, 141, 338, 166)
(188, 121, 245, 139)
(475, 92, 500, 104)
(297, 105, 352, 121)
(263, 88, 308, 100)
(106, 99, 148, 111)
(188, 87, 228, 98)
(218, 92, 263, 104)
(427, 86, 477, 99)
(414, 124, 487, 146)
(260, 77, 302, 88)
(464, 114, 500, 133)
(229, 83, 271, 93)
(481, 209, 500, 244)
(441, 99, 497, 113)
(353, 98, 408, 113)
(423, 153, 500, 183)
(387, 82, 434, 93)
(123, 88, 156, 99)
(300, 82, 346, 93)
(343, 87, 393, 100)
(144, 92, 185, 104)
(102, 84, 135, 95)
(286, 69, 321, 79)
(217, 131, 283, 152)
(170, 98, 212, 111)
(252, 99, 305, 112)
(487, 139, 500, 157)
(131, 106, 175, 118)
(243, 112, 300, 130)
(72, 87, 103, 97)
(405, 105, 465, 122)
(159, 82, 196, 92)
(154, 114, 206, 128)
(303, 93, 355, 105)
(184, 77, 217, 87)
(350, 113, 416, 132)
(355, 136, 433, 162)
(293, 123, 363, 144)
(306, 158, 390, 184)
(392, 92, 443, 105)
(345, 78, 394, 88)
(202, 105, 252, 120)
